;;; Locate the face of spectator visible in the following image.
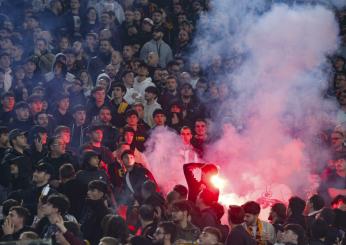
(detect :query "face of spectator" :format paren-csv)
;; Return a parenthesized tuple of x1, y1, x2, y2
(169, 65, 180, 77)
(93, 90, 106, 104)
(0, 38, 13, 50)
(127, 114, 139, 127)
(100, 40, 111, 54)
(134, 10, 141, 21)
(243, 213, 258, 226)
(152, 12, 163, 24)
(39, 132, 48, 145)
(0, 132, 8, 146)
(42, 202, 59, 217)
(58, 98, 70, 111)
(87, 188, 104, 200)
(16, 108, 30, 121)
(35, 40, 47, 52)
(89, 156, 100, 168)
(2, 96, 15, 110)
(122, 153, 135, 169)
(0, 55, 11, 69)
(66, 53, 76, 67)
(59, 37, 69, 51)
(124, 132, 134, 144)
(14, 68, 25, 80)
(133, 105, 144, 119)
(12, 135, 27, 148)
(281, 229, 298, 244)
(25, 61, 37, 73)
(337, 89, 346, 106)
(198, 230, 219, 245)
(105, 64, 117, 78)
(87, 8, 97, 22)
(331, 132, 344, 151)
(101, 12, 112, 25)
(335, 74, 346, 91)
(152, 31, 163, 41)
(268, 209, 278, 223)
(154, 114, 166, 126)
(97, 79, 109, 90)
(195, 121, 207, 136)
(73, 110, 86, 125)
(180, 128, 192, 145)
(122, 45, 133, 60)
(70, 0, 80, 10)
(111, 51, 122, 65)
(99, 109, 112, 123)
(144, 91, 156, 102)
(153, 227, 165, 244)
(30, 100, 43, 114)
(91, 129, 103, 143)
(335, 158, 346, 172)
(51, 138, 66, 155)
(171, 208, 186, 223)
(32, 170, 49, 186)
(178, 30, 189, 43)
(190, 64, 200, 77)
(112, 86, 124, 99)
(59, 132, 71, 145)
(99, 29, 112, 40)
(181, 85, 193, 98)
(123, 72, 134, 86)
(7, 210, 23, 228)
(125, 10, 134, 23)
(86, 35, 97, 47)
(25, 17, 39, 30)
(37, 113, 49, 127)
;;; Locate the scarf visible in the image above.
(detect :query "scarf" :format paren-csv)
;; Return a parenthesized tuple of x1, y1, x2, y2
(246, 219, 266, 245)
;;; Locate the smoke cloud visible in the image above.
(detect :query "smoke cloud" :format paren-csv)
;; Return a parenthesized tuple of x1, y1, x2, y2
(145, 0, 342, 216)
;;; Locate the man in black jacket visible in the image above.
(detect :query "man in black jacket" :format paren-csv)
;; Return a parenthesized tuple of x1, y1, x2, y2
(40, 136, 78, 183)
(0, 129, 32, 196)
(118, 150, 157, 205)
(1, 206, 34, 241)
(80, 180, 111, 245)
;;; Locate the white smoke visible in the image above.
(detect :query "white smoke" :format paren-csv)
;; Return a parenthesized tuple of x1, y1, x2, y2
(145, 1, 342, 213)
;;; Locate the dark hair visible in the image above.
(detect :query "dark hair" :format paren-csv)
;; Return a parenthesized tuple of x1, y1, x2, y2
(2, 199, 20, 216)
(284, 224, 308, 245)
(228, 205, 244, 225)
(242, 201, 261, 215)
(112, 82, 127, 93)
(271, 202, 287, 220)
(173, 184, 188, 199)
(59, 163, 75, 180)
(288, 196, 306, 215)
(158, 221, 177, 243)
(139, 204, 155, 221)
(47, 194, 70, 214)
(101, 214, 129, 243)
(309, 194, 325, 211)
(9, 206, 30, 225)
(54, 125, 70, 135)
(121, 149, 134, 159)
(142, 180, 156, 195)
(203, 227, 222, 242)
(172, 200, 191, 214)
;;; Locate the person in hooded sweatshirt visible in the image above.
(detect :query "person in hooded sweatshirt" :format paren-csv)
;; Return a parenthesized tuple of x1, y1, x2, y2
(80, 180, 111, 245)
(75, 150, 109, 194)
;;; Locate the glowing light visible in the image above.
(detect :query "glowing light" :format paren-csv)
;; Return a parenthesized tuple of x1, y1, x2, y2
(210, 175, 226, 189)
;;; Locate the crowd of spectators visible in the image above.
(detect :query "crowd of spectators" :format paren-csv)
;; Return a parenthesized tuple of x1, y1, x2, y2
(0, 0, 345, 244)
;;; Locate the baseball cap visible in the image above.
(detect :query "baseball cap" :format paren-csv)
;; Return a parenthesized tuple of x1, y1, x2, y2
(9, 129, 27, 142)
(34, 162, 54, 176)
(143, 18, 154, 25)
